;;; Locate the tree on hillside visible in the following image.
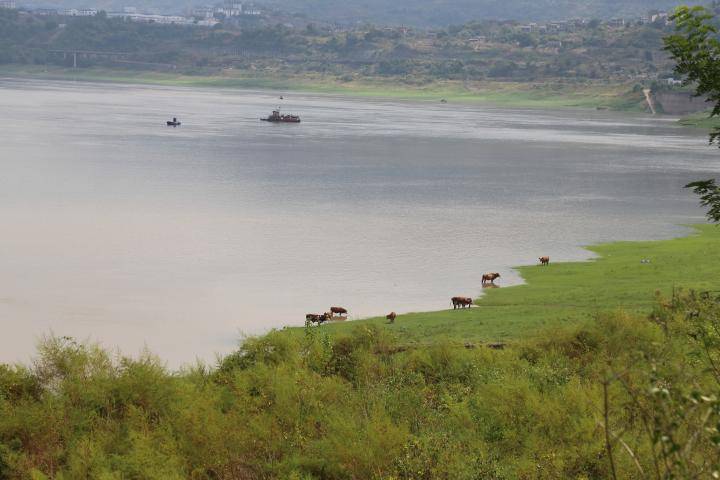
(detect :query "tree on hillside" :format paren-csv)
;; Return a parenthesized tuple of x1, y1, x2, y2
(664, 6, 720, 222)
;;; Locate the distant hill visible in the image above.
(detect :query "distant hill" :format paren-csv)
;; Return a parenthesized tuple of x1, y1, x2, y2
(16, 0, 704, 25)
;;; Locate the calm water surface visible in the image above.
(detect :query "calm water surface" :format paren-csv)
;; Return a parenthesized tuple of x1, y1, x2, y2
(0, 79, 717, 366)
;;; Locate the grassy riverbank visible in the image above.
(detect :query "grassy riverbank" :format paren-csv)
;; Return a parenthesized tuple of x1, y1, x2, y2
(679, 110, 720, 129)
(311, 224, 720, 344)
(2, 226, 720, 478)
(0, 64, 646, 111)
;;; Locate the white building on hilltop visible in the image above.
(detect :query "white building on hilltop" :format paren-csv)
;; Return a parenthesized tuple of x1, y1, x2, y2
(0, 0, 17, 9)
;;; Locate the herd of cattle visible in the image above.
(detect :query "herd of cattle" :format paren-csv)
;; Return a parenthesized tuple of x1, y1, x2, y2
(305, 257, 550, 324)
(306, 308, 397, 325)
(305, 306, 348, 325)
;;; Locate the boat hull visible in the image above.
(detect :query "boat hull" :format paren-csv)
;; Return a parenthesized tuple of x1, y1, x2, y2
(261, 118, 301, 123)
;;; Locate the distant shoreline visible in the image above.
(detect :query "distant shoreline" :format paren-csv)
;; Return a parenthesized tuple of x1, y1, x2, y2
(10, 66, 716, 127)
(0, 64, 653, 112)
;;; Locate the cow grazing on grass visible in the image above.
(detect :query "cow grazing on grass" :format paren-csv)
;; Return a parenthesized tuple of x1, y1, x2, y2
(330, 306, 348, 317)
(452, 297, 473, 309)
(482, 273, 501, 285)
(386, 312, 397, 323)
(539, 256, 550, 266)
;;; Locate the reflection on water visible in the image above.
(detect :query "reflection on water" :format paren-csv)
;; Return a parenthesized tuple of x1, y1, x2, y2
(0, 79, 716, 366)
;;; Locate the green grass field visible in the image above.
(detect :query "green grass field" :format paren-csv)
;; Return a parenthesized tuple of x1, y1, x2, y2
(308, 224, 720, 345)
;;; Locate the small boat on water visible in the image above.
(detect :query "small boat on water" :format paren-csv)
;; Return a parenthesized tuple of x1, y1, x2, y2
(261, 110, 301, 123)
(167, 117, 181, 127)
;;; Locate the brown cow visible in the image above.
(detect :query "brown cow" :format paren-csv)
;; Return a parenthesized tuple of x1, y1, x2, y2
(386, 312, 397, 323)
(330, 306, 348, 317)
(451, 296, 473, 309)
(539, 256, 550, 266)
(482, 273, 501, 285)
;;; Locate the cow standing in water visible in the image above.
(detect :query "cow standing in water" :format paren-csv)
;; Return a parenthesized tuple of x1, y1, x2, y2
(386, 312, 397, 323)
(539, 256, 550, 266)
(451, 297, 473, 309)
(482, 273, 501, 285)
(330, 306, 348, 318)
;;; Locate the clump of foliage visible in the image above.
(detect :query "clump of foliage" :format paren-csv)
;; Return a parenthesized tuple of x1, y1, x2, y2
(685, 179, 720, 223)
(2, 293, 720, 478)
(664, 6, 720, 222)
(665, 6, 720, 146)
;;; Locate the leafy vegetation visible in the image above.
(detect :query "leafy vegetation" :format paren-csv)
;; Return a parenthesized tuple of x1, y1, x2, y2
(665, 5, 720, 146)
(664, 6, 720, 222)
